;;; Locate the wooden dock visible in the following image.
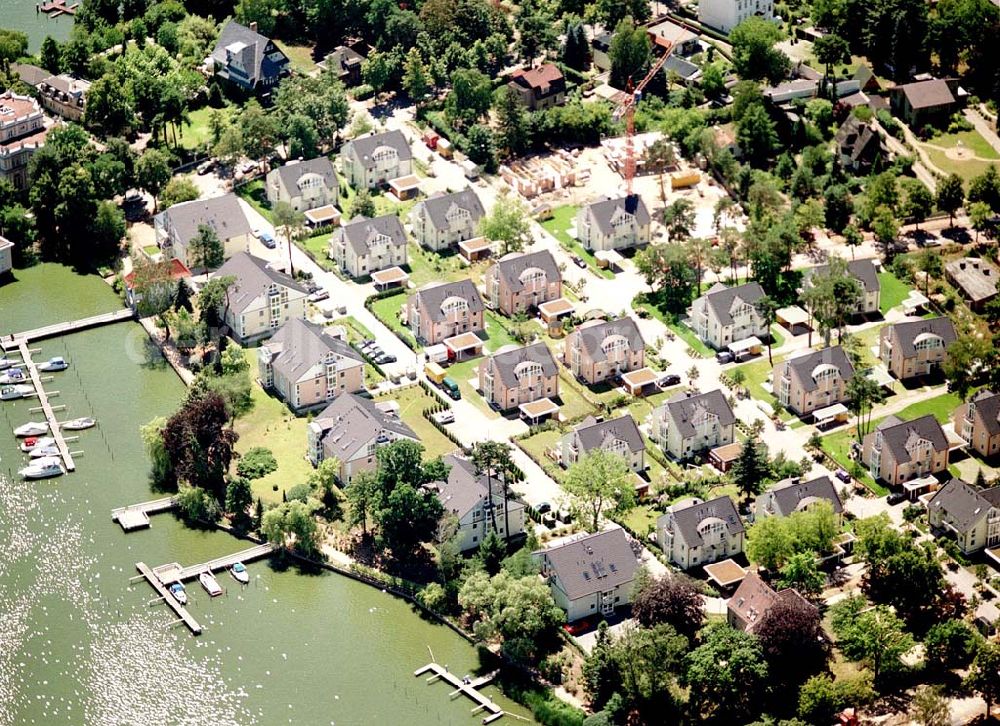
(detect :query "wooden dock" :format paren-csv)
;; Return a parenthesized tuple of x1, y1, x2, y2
(14, 339, 75, 472)
(414, 662, 503, 723)
(135, 561, 203, 635)
(152, 543, 276, 583)
(5, 308, 134, 346)
(39, 0, 79, 16)
(111, 497, 177, 531)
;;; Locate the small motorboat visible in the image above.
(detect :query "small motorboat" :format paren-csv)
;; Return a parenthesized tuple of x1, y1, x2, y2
(169, 582, 188, 605)
(19, 456, 64, 479)
(199, 571, 223, 597)
(0, 368, 27, 385)
(30, 445, 61, 459)
(0, 357, 16, 371)
(1, 385, 34, 400)
(14, 421, 48, 437)
(20, 436, 55, 453)
(38, 357, 68, 372)
(61, 417, 96, 431)
(230, 562, 250, 584)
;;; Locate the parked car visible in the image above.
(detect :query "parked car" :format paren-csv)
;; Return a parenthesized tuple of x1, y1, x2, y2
(716, 351, 734, 364)
(835, 468, 851, 483)
(375, 353, 397, 364)
(563, 619, 593, 636)
(535, 502, 552, 515)
(307, 289, 330, 303)
(887, 491, 907, 505)
(441, 377, 461, 400)
(658, 374, 681, 388)
(431, 410, 455, 425)
(572, 255, 587, 269)
(260, 232, 277, 249)
(196, 160, 214, 175)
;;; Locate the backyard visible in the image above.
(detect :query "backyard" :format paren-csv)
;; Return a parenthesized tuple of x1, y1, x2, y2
(274, 41, 319, 74)
(632, 294, 714, 358)
(236, 179, 272, 222)
(375, 385, 460, 459)
(179, 105, 234, 152)
(405, 243, 473, 288)
(729, 354, 792, 421)
(540, 204, 615, 280)
(370, 292, 417, 348)
(878, 271, 912, 315)
(918, 129, 1000, 182)
(299, 233, 335, 271)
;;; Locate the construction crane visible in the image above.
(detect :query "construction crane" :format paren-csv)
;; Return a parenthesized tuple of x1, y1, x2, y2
(613, 38, 676, 197)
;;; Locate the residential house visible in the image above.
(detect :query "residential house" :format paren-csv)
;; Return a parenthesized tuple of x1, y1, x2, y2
(534, 529, 639, 621)
(0, 235, 12, 275)
(879, 317, 956, 381)
(479, 342, 559, 412)
(699, 0, 774, 33)
(862, 414, 950, 487)
(561, 414, 646, 473)
(727, 573, 814, 632)
(37, 74, 90, 122)
(155, 194, 253, 270)
(210, 20, 290, 95)
(0, 91, 49, 190)
(755, 475, 844, 520)
(258, 318, 365, 412)
(657, 495, 745, 570)
(306, 393, 420, 480)
(340, 130, 413, 189)
(662, 56, 703, 86)
(854, 64, 882, 94)
(576, 195, 651, 252)
(689, 282, 768, 351)
(773, 346, 855, 417)
(890, 79, 960, 128)
(10, 63, 49, 89)
(265, 157, 338, 213)
(651, 389, 736, 461)
(330, 214, 408, 278)
(123, 258, 191, 311)
(210, 252, 309, 344)
(432, 453, 526, 552)
(484, 250, 562, 316)
(323, 45, 365, 86)
(926, 478, 1000, 555)
(563, 317, 645, 385)
(409, 189, 485, 252)
(834, 116, 888, 173)
(406, 279, 485, 346)
(954, 389, 1000, 459)
(591, 31, 613, 72)
(803, 258, 881, 316)
(647, 19, 700, 55)
(945, 257, 999, 312)
(507, 63, 567, 110)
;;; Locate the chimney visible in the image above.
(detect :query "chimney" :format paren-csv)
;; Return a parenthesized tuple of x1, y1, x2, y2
(250, 21, 258, 32)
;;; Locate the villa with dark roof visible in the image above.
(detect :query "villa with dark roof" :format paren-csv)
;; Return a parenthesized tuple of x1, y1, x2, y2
(879, 316, 956, 381)
(803, 258, 881, 316)
(954, 390, 1000, 458)
(155, 193, 253, 270)
(534, 528, 639, 621)
(756, 475, 844, 520)
(563, 317, 645, 385)
(890, 78, 959, 128)
(406, 280, 485, 346)
(479, 342, 558, 412)
(306, 393, 420, 480)
(507, 63, 567, 110)
(834, 117, 888, 173)
(258, 319, 365, 412)
(576, 195, 651, 252)
(340, 130, 413, 189)
(727, 573, 814, 632)
(651, 389, 736, 461)
(431, 454, 525, 552)
(210, 20, 289, 94)
(322, 45, 365, 86)
(265, 157, 338, 213)
(657, 495, 745, 569)
(485, 250, 562, 316)
(330, 214, 408, 278)
(409, 189, 486, 251)
(927, 478, 1000, 555)
(209, 252, 308, 344)
(862, 414, 950, 487)
(773, 346, 855, 417)
(689, 282, 768, 350)
(561, 414, 646, 473)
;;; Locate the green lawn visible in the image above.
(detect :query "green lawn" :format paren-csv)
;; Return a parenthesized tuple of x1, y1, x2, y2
(633, 295, 714, 357)
(540, 205, 615, 280)
(142, 244, 159, 257)
(370, 293, 418, 348)
(405, 243, 472, 288)
(375, 386, 458, 459)
(921, 145, 997, 183)
(729, 355, 790, 419)
(484, 310, 519, 352)
(619, 504, 659, 538)
(374, 195, 416, 220)
(236, 179, 272, 222)
(179, 105, 234, 151)
(444, 357, 497, 418)
(770, 325, 785, 350)
(927, 130, 1000, 159)
(274, 40, 319, 74)
(234, 349, 314, 504)
(299, 233, 335, 271)
(878, 271, 913, 315)
(516, 429, 565, 482)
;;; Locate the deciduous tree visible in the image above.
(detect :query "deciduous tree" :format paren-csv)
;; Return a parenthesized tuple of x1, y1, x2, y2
(477, 191, 531, 255)
(684, 623, 769, 722)
(631, 573, 705, 640)
(936, 173, 965, 226)
(563, 448, 635, 532)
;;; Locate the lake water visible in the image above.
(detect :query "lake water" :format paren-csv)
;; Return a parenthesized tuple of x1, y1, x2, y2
(0, 0, 73, 53)
(0, 264, 533, 725)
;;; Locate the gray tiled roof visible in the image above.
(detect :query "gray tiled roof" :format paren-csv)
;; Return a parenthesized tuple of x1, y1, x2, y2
(875, 413, 948, 464)
(271, 157, 336, 197)
(886, 317, 957, 357)
(701, 281, 765, 327)
(325, 46, 364, 76)
(968, 390, 1000, 437)
(345, 130, 412, 169)
(571, 317, 645, 362)
(266, 318, 362, 383)
(573, 414, 645, 455)
(493, 250, 561, 293)
(160, 193, 253, 250)
(433, 454, 519, 521)
(410, 279, 484, 322)
(945, 257, 999, 303)
(486, 342, 557, 389)
(11, 63, 48, 87)
(899, 79, 955, 109)
(764, 475, 843, 517)
(583, 195, 650, 235)
(414, 189, 485, 232)
(213, 252, 308, 314)
(663, 495, 744, 548)
(335, 214, 407, 258)
(661, 389, 736, 439)
(536, 529, 638, 601)
(778, 346, 854, 394)
(211, 20, 285, 86)
(806, 258, 880, 293)
(315, 393, 417, 460)
(663, 55, 700, 80)
(928, 478, 1000, 533)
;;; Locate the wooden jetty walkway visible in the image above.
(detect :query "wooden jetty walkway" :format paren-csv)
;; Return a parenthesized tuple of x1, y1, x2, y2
(14, 338, 75, 472)
(39, 0, 79, 16)
(414, 662, 504, 723)
(135, 562, 202, 635)
(152, 543, 276, 583)
(6, 308, 134, 345)
(111, 497, 177, 531)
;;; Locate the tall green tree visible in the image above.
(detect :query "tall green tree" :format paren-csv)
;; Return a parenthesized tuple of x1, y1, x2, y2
(935, 173, 965, 226)
(732, 434, 770, 501)
(493, 85, 529, 157)
(730, 17, 791, 84)
(965, 641, 1000, 716)
(272, 201, 304, 277)
(188, 224, 224, 271)
(608, 17, 650, 90)
(135, 148, 171, 212)
(684, 623, 769, 722)
(563, 448, 635, 532)
(477, 191, 531, 255)
(812, 34, 850, 94)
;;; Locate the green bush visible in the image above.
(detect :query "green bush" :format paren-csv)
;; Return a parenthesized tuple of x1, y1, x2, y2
(286, 482, 313, 503)
(351, 84, 374, 100)
(237, 446, 278, 480)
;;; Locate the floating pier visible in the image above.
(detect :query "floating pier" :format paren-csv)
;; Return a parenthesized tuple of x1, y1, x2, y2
(151, 543, 276, 583)
(414, 662, 503, 723)
(13, 338, 75, 472)
(39, 0, 79, 16)
(111, 497, 177, 531)
(6, 308, 134, 345)
(135, 562, 203, 635)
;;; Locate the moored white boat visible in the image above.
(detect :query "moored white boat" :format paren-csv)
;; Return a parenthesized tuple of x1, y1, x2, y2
(199, 571, 223, 596)
(169, 582, 188, 605)
(1, 384, 34, 400)
(30, 445, 61, 458)
(230, 562, 250, 584)
(61, 417, 96, 431)
(0, 368, 27, 385)
(14, 421, 48, 437)
(20, 436, 55, 453)
(0, 357, 16, 370)
(19, 456, 65, 479)
(38, 357, 68, 372)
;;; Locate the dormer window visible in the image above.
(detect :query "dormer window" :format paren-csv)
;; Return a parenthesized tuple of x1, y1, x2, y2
(601, 334, 628, 361)
(518, 267, 546, 291)
(440, 296, 469, 321)
(514, 360, 544, 388)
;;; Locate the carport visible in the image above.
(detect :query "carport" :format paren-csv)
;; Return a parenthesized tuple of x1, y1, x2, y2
(304, 204, 340, 228)
(444, 332, 484, 361)
(776, 305, 810, 334)
(539, 297, 575, 324)
(813, 403, 849, 429)
(519, 397, 559, 423)
(458, 236, 494, 263)
(371, 266, 409, 291)
(728, 336, 762, 358)
(703, 558, 748, 590)
(903, 474, 940, 501)
(620, 367, 658, 395)
(594, 249, 623, 271)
